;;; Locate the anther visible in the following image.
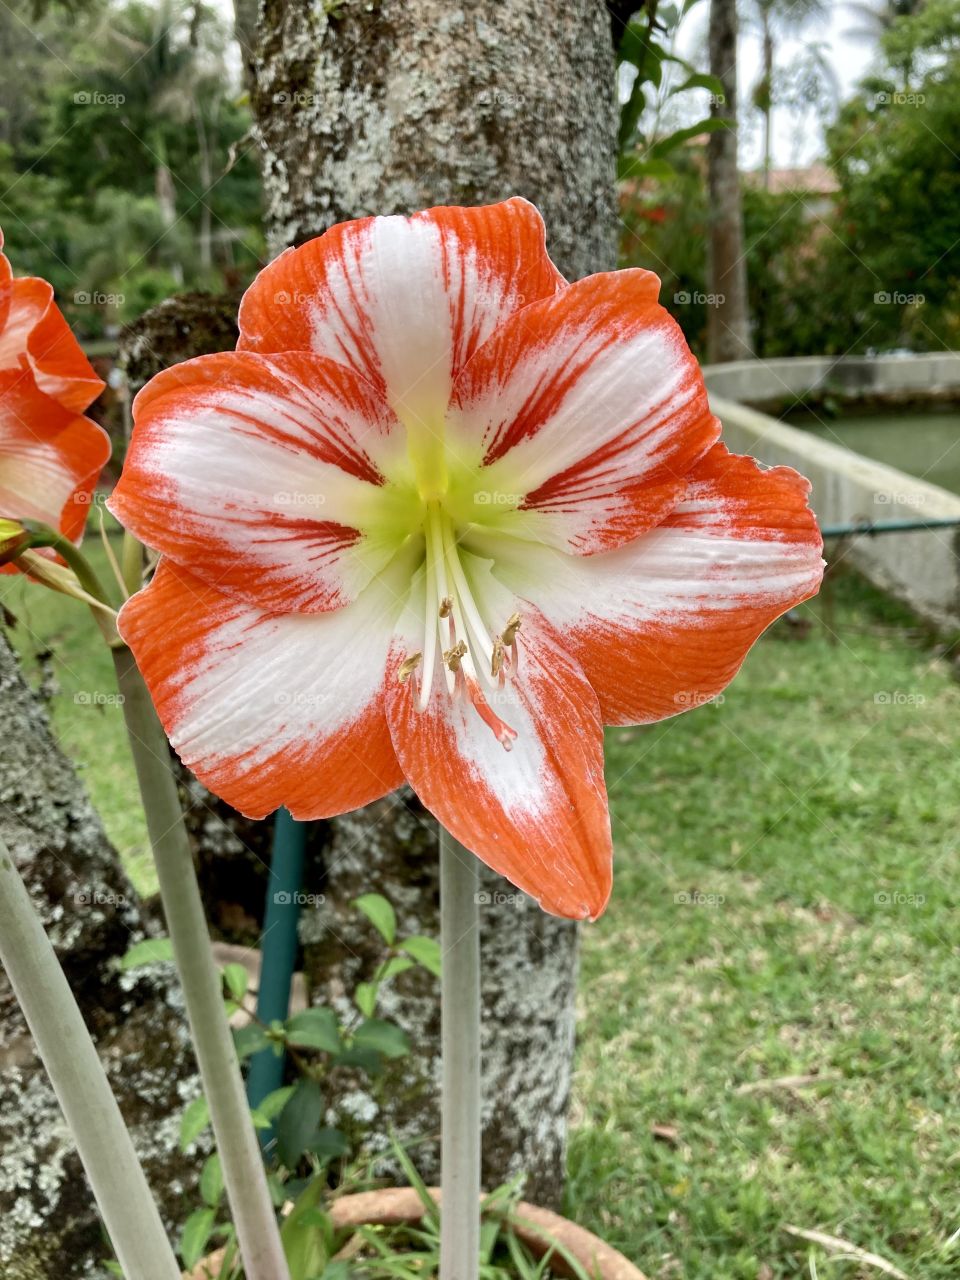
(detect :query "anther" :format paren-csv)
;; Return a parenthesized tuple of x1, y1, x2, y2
(491, 636, 505, 678)
(397, 652, 422, 683)
(501, 612, 522, 646)
(439, 595, 453, 619)
(443, 640, 468, 672)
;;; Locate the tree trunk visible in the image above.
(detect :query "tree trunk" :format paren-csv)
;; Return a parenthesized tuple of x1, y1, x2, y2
(706, 0, 752, 363)
(247, 0, 619, 1208)
(0, 629, 203, 1280)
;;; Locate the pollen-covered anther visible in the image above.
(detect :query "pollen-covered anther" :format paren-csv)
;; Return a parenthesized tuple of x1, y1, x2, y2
(438, 595, 453, 619)
(491, 636, 505, 678)
(443, 639, 468, 672)
(397, 651, 422, 683)
(501, 612, 522, 645)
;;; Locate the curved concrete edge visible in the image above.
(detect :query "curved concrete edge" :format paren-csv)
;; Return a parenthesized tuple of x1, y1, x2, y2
(703, 352, 960, 405)
(710, 393, 960, 635)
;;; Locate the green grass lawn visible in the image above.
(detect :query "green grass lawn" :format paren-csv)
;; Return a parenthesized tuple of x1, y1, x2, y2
(4, 545, 960, 1279)
(570, 574, 960, 1279)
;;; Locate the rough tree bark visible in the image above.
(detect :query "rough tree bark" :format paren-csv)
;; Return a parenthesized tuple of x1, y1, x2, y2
(0, 630, 203, 1280)
(706, 0, 753, 363)
(249, 0, 620, 1206)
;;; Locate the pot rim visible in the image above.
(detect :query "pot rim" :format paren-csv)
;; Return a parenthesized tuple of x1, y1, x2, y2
(186, 1185, 649, 1280)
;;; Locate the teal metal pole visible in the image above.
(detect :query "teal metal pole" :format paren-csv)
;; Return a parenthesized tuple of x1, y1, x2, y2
(246, 809, 307, 1127)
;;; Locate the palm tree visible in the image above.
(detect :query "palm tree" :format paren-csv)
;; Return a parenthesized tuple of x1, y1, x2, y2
(843, 0, 927, 85)
(707, 0, 753, 361)
(748, 0, 831, 187)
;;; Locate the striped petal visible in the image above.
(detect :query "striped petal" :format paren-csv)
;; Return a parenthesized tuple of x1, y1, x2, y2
(109, 350, 414, 614)
(237, 199, 565, 432)
(472, 445, 824, 724)
(386, 599, 611, 921)
(449, 269, 719, 554)
(117, 558, 407, 819)
(0, 369, 110, 543)
(0, 232, 103, 414)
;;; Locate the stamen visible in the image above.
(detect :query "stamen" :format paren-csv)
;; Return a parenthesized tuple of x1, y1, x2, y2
(465, 676, 518, 752)
(444, 640, 468, 671)
(439, 595, 453, 618)
(491, 636, 505, 678)
(397, 652, 422, 683)
(501, 612, 522, 646)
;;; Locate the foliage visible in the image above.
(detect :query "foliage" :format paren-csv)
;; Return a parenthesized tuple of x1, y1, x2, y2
(0, 0, 263, 334)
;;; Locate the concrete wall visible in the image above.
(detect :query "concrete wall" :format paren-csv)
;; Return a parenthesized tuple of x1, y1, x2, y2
(704, 352, 960, 408)
(701, 358, 960, 634)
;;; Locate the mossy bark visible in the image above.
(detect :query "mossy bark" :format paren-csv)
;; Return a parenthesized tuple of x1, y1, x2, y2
(0, 630, 203, 1279)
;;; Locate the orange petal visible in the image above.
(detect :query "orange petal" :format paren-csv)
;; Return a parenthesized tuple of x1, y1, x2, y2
(237, 199, 565, 428)
(110, 350, 403, 614)
(386, 611, 612, 921)
(117, 559, 405, 820)
(450, 269, 719, 554)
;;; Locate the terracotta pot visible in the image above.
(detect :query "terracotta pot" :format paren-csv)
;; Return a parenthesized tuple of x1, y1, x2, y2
(187, 1186, 647, 1280)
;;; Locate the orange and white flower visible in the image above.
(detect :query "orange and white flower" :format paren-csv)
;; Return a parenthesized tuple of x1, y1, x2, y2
(0, 230, 108, 565)
(110, 199, 823, 919)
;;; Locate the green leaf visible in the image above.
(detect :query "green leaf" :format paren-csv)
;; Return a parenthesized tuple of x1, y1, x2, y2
(649, 116, 729, 159)
(280, 1172, 330, 1279)
(353, 1018, 410, 1059)
(179, 1096, 210, 1152)
(200, 1153, 224, 1207)
(221, 962, 248, 1004)
(117, 937, 173, 970)
(355, 981, 378, 1018)
(256, 1085, 295, 1122)
(233, 1023, 271, 1060)
(378, 955, 415, 982)
(308, 1126, 350, 1163)
(671, 71, 726, 97)
(180, 1207, 216, 1270)
(276, 1078, 323, 1169)
(285, 1007, 342, 1054)
(333, 1043, 384, 1077)
(388, 1133, 438, 1225)
(618, 154, 676, 181)
(352, 893, 396, 944)
(399, 936, 442, 978)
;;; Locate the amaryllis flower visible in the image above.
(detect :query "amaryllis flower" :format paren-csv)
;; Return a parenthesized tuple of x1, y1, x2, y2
(0, 230, 108, 566)
(110, 200, 822, 920)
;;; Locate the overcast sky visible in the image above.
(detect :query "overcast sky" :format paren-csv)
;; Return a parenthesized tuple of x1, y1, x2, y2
(669, 2, 880, 170)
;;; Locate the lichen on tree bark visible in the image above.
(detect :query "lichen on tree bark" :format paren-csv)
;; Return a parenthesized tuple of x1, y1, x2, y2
(0, 630, 203, 1279)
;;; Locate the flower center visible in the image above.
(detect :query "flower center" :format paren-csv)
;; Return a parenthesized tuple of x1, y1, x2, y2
(398, 501, 520, 751)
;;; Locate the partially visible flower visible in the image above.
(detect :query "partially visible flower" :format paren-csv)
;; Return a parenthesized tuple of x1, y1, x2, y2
(0, 229, 108, 571)
(110, 199, 823, 920)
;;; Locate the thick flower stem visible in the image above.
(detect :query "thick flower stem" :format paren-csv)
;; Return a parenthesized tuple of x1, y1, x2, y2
(0, 835, 181, 1280)
(112, 645, 290, 1280)
(439, 825, 481, 1280)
